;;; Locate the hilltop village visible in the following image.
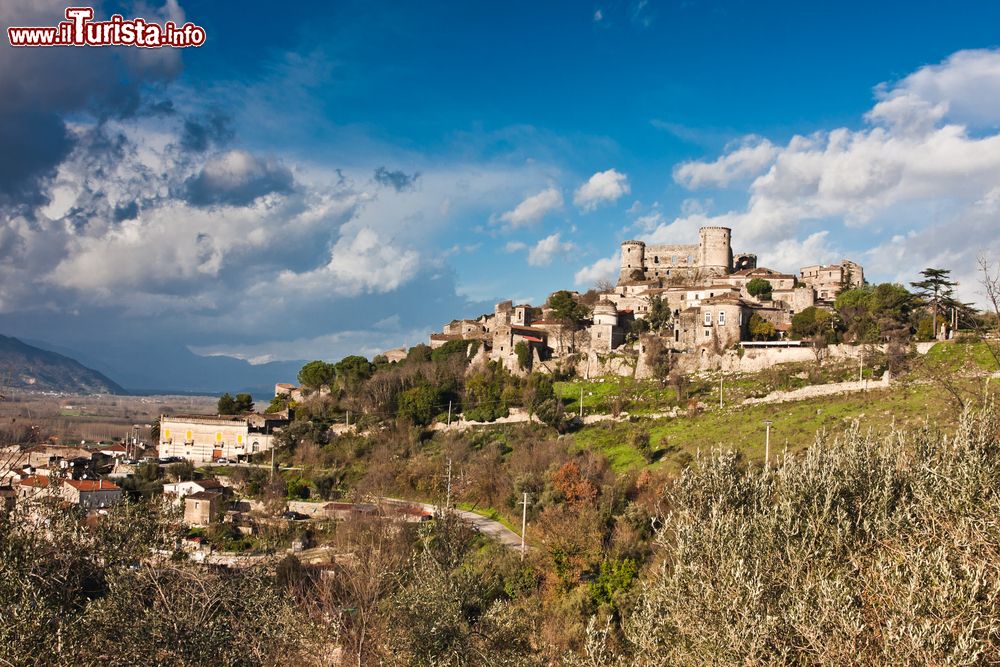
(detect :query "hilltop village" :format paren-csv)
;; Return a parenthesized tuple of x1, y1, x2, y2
(429, 226, 864, 377)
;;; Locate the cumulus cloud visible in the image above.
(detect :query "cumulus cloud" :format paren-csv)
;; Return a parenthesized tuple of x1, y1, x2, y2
(673, 137, 778, 189)
(498, 187, 563, 228)
(527, 233, 576, 266)
(646, 48, 1000, 301)
(573, 169, 630, 211)
(574, 252, 620, 287)
(183, 150, 295, 206)
(504, 241, 527, 252)
(275, 227, 420, 297)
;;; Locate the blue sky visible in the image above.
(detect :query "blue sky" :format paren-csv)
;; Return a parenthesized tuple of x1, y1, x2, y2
(2, 0, 1000, 390)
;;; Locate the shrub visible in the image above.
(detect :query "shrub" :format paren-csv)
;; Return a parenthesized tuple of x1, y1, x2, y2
(585, 406, 1000, 665)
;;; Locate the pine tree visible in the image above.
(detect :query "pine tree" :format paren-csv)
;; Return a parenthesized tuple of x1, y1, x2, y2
(910, 268, 958, 338)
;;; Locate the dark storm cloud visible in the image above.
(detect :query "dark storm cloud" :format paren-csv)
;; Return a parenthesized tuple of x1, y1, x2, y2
(0, 0, 182, 207)
(183, 151, 295, 207)
(374, 166, 420, 192)
(181, 113, 235, 153)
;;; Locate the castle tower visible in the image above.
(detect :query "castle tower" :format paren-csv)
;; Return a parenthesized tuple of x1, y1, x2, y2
(619, 240, 646, 283)
(698, 227, 732, 276)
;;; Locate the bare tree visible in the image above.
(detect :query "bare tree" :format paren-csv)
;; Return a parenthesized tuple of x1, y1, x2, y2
(977, 256, 1000, 370)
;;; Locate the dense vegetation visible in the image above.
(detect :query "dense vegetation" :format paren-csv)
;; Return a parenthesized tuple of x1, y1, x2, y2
(5, 404, 1000, 664)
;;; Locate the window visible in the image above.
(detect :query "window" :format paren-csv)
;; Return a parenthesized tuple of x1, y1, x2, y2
(705, 330, 710, 337)
(653, 256, 659, 264)
(671, 256, 677, 264)
(718, 311, 726, 325)
(703, 311, 712, 326)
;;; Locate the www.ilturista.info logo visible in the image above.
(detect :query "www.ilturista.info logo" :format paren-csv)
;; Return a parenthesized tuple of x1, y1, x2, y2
(7, 7, 206, 48)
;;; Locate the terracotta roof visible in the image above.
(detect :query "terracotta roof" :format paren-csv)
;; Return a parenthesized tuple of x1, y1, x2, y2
(195, 479, 224, 489)
(101, 444, 127, 452)
(65, 479, 120, 492)
(19, 475, 50, 488)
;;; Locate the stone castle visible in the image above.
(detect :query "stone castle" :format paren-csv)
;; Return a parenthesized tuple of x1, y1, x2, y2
(426, 227, 864, 377)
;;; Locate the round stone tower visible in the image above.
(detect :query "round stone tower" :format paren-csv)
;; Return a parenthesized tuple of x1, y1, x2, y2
(698, 227, 732, 276)
(593, 299, 619, 326)
(619, 240, 646, 283)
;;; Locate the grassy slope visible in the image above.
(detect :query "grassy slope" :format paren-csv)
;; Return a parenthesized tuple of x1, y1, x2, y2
(567, 341, 1000, 473)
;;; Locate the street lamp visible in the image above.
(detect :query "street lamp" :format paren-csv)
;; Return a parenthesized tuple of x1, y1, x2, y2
(763, 420, 773, 471)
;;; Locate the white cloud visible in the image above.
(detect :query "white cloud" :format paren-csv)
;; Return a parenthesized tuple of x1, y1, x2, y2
(504, 241, 527, 252)
(498, 187, 563, 228)
(647, 48, 1000, 301)
(593, 9, 603, 22)
(573, 168, 630, 211)
(574, 252, 620, 287)
(673, 137, 778, 189)
(527, 233, 576, 267)
(274, 227, 420, 297)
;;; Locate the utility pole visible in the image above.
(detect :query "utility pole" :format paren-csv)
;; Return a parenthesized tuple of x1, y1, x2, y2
(859, 354, 864, 383)
(579, 387, 584, 419)
(719, 373, 723, 409)
(445, 457, 452, 509)
(270, 445, 275, 482)
(346, 410, 350, 428)
(447, 400, 452, 426)
(763, 420, 773, 472)
(519, 492, 530, 561)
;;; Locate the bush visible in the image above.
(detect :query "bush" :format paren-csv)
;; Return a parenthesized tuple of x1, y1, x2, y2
(746, 278, 772, 300)
(397, 384, 442, 426)
(587, 406, 1000, 665)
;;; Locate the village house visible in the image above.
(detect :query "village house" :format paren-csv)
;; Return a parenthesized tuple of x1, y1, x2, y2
(17, 475, 122, 509)
(163, 478, 228, 503)
(426, 226, 864, 377)
(184, 490, 223, 526)
(158, 411, 291, 463)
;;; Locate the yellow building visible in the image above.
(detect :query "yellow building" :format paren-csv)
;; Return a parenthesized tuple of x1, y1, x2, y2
(159, 412, 290, 463)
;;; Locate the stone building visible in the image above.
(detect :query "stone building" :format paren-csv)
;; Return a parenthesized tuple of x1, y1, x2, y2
(62, 479, 122, 509)
(618, 227, 757, 284)
(159, 412, 291, 463)
(425, 225, 864, 380)
(799, 260, 864, 302)
(184, 490, 223, 526)
(17, 475, 122, 509)
(589, 299, 624, 352)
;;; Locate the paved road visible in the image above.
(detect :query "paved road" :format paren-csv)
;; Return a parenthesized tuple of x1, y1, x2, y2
(380, 497, 526, 551)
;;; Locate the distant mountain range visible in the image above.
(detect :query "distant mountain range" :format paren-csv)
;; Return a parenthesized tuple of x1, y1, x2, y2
(0, 334, 125, 395)
(18, 337, 306, 398)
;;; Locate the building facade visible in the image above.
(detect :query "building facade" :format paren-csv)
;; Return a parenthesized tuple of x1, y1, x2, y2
(159, 412, 290, 463)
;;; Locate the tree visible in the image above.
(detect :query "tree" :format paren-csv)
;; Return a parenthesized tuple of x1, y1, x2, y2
(646, 294, 671, 331)
(911, 268, 958, 339)
(644, 336, 672, 386)
(746, 278, 773, 300)
(790, 306, 836, 341)
(397, 385, 441, 426)
(297, 360, 337, 389)
(548, 290, 590, 323)
(218, 392, 237, 415)
(234, 392, 254, 413)
(514, 341, 532, 370)
(748, 313, 777, 341)
(335, 355, 375, 389)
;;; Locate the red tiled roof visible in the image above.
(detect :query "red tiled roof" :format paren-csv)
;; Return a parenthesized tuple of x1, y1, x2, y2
(19, 475, 50, 488)
(65, 479, 120, 492)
